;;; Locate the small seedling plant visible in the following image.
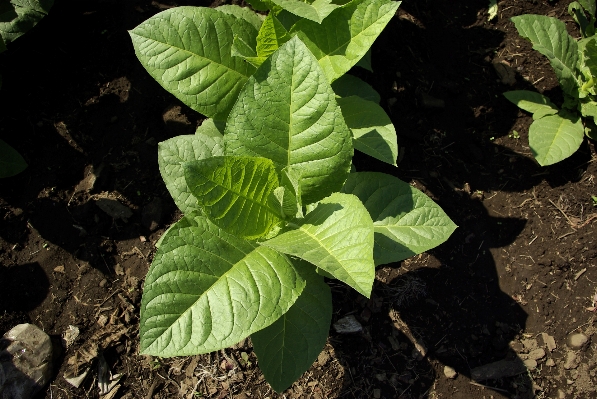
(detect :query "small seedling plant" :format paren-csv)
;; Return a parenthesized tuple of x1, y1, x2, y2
(130, 0, 456, 392)
(0, 0, 53, 177)
(504, 0, 597, 166)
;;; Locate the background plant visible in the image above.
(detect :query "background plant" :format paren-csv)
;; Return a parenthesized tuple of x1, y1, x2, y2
(504, 0, 597, 166)
(0, 0, 53, 177)
(130, 0, 456, 392)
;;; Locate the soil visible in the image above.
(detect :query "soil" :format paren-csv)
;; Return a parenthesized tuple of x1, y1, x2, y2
(1, 0, 596, 398)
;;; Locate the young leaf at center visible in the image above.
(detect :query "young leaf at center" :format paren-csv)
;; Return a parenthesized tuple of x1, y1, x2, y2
(184, 156, 283, 239)
(224, 36, 353, 204)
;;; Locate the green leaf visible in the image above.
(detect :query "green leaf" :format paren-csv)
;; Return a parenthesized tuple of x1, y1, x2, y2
(569, 1, 596, 38)
(158, 131, 224, 215)
(140, 214, 305, 357)
(503, 90, 559, 120)
(256, 13, 291, 59)
(216, 5, 264, 31)
(252, 260, 332, 393)
(581, 98, 597, 120)
(224, 36, 353, 205)
(195, 118, 225, 137)
(0, 0, 53, 44)
(129, 7, 258, 121)
(341, 172, 457, 266)
(231, 34, 266, 68)
(290, 0, 400, 82)
(275, 9, 302, 31)
(511, 14, 580, 98)
(270, 0, 340, 23)
(184, 156, 283, 239)
(529, 112, 585, 166)
(331, 74, 380, 103)
(261, 192, 375, 297)
(355, 48, 373, 72)
(580, 37, 597, 95)
(488, 0, 498, 21)
(337, 96, 398, 165)
(0, 35, 6, 53)
(0, 139, 27, 177)
(245, 0, 275, 12)
(269, 166, 303, 219)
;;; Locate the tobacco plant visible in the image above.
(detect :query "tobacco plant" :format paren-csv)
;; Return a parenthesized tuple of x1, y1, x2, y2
(504, 0, 597, 166)
(130, 0, 456, 392)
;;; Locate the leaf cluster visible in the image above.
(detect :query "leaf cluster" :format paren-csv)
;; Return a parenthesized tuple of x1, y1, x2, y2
(130, 0, 456, 392)
(504, 2, 597, 166)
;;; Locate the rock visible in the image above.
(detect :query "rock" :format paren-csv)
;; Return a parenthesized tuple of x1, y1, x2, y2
(523, 359, 537, 370)
(0, 324, 53, 399)
(141, 197, 163, 231)
(470, 358, 527, 381)
(563, 351, 579, 370)
(528, 348, 546, 361)
(333, 315, 362, 334)
(521, 338, 538, 352)
(443, 366, 457, 379)
(557, 389, 566, 398)
(566, 333, 589, 350)
(541, 333, 557, 352)
(317, 351, 330, 366)
(545, 358, 555, 367)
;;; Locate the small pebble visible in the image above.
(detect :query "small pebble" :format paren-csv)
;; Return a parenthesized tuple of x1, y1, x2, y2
(563, 351, 579, 370)
(523, 359, 537, 370)
(545, 358, 555, 367)
(443, 365, 457, 379)
(567, 333, 589, 349)
(99, 279, 107, 287)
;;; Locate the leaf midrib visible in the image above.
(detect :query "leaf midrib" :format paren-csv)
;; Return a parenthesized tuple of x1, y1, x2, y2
(130, 30, 251, 82)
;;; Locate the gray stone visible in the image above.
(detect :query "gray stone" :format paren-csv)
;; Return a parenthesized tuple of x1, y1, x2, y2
(566, 333, 589, 350)
(333, 315, 362, 334)
(0, 324, 53, 399)
(443, 366, 457, 379)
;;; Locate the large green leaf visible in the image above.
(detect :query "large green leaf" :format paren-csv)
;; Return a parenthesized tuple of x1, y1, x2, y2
(252, 261, 332, 393)
(140, 214, 305, 356)
(503, 90, 559, 120)
(341, 172, 457, 266)
(529, 112, 585, 166)
(0, 139, 27, 177)
(261, 192, 374, 297)
(129, 7, 258, 121)
(337, 96, 398, 165)
(270, 0, 340, 23)
(0, 0, 53, 44)
(331, 74, 380, 103)
(511, 15, 580, 98)
(290, 0, 400, 82)
(216, 5, 264, 31)
(184, 156, 283, 239)
(224, 36, 353, 204)
(158, 131, 225, 215)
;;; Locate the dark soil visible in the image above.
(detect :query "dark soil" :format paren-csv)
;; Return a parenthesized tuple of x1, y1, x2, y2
(1, 0, 596, 398)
